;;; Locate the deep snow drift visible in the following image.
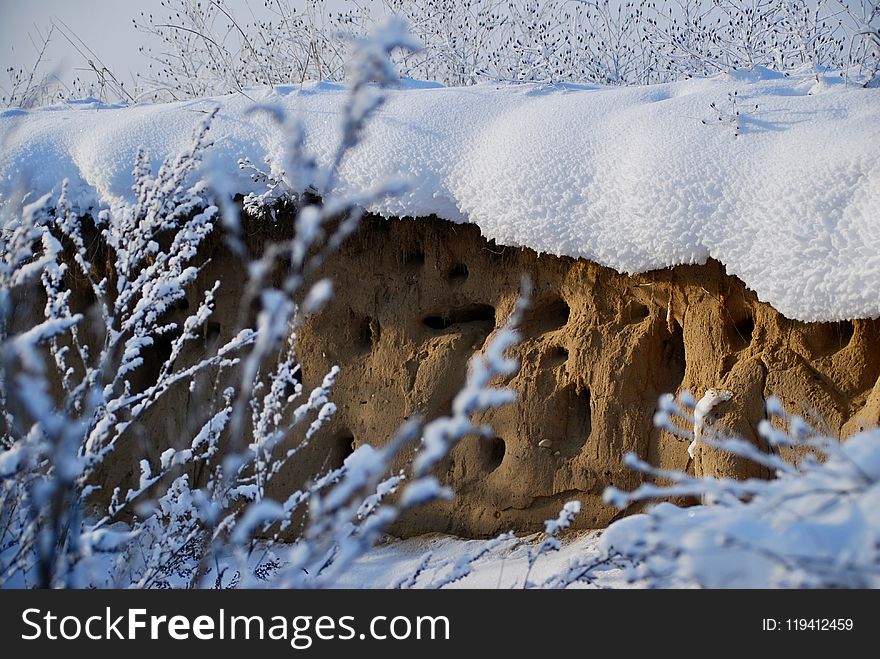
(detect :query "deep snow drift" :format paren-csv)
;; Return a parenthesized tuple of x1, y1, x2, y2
(1, 70, 878, 321)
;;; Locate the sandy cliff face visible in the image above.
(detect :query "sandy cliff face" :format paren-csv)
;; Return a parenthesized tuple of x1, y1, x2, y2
(65, 214, 879, 538)
(277, 215, 880, 536)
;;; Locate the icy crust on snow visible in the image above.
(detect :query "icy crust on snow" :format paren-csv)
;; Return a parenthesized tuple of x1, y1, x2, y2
(1, 72, 879, 321)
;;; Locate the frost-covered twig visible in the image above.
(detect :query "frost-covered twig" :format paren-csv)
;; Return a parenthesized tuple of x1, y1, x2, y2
(521, 500, 581, 588)
(598, 391, 880, 588)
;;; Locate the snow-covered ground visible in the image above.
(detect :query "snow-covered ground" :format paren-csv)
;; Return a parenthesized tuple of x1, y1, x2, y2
(2, 70, 879, 321)
(333, 531, 635, 589)
(0, 527, 634, 589)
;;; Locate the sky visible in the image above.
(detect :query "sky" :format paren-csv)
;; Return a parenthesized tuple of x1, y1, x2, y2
(1, 0, 167, 84)
(0, 0, 354, 87)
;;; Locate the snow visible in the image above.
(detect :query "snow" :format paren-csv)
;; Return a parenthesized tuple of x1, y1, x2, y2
(0, 525, 632, 589)
(2, 69, 879, 321)
(690, 388, 733, 459)
(600, 394, 880, 588)
(330, 531, 636, 589)
(544, 500, 581, 535)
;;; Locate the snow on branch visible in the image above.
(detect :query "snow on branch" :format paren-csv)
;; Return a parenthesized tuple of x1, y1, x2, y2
(596, 392, 880, 588)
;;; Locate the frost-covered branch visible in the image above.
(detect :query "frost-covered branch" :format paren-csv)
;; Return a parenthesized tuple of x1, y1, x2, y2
(596, 391, 880, 588)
